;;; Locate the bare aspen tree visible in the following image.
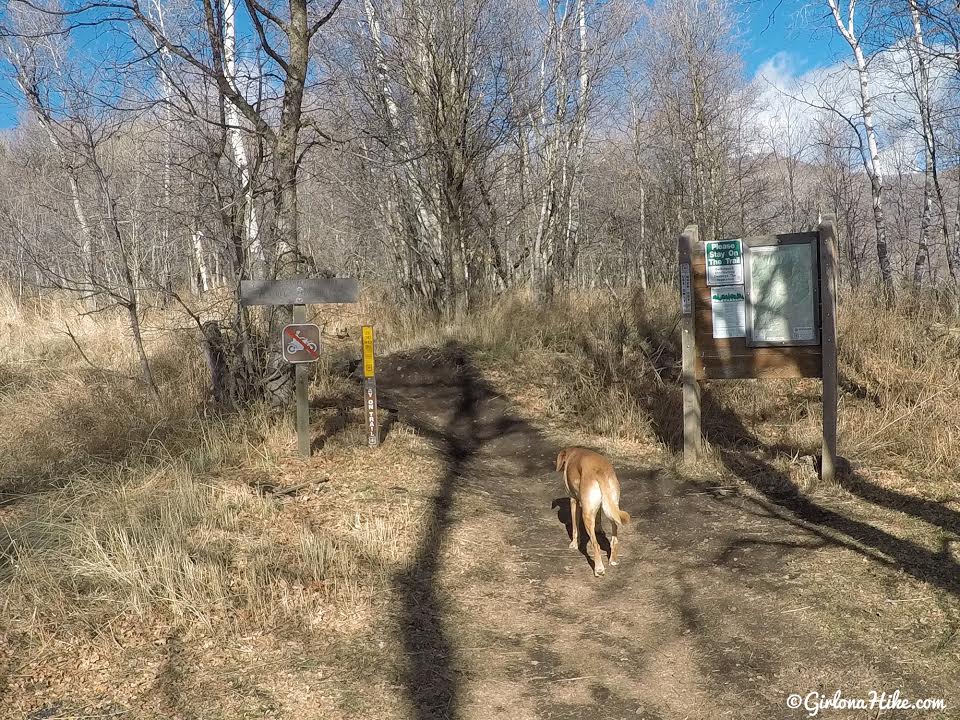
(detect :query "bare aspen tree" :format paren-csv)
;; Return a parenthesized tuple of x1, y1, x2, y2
(359, 0, 448, 309)
(764, 93, 813, 231)
(1, 12, 97, 305)
(223, 0, 262, 275)
(193, 230, 212, 292)
(640, 0, 745, 242)
(905, 0, 957, 284)
(126, 0, 342, 402)
(530, 0, 596, 294)
(827, 0, 896, 301)
(353, 0, 532, 311)
(1, 20, 160, 391)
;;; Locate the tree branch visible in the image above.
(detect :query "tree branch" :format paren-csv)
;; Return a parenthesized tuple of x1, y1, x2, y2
(309, 0, 343, 36)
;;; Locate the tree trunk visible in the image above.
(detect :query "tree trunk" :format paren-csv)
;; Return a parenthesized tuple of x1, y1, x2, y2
(193, 230, 211, 292)
(202, 321, 232, 409)
(828, 0, 895, 302)
(914, 160, 933, 290)
(909, 0, 932, 290)
(224, 0, 263, 277)
(855, 54, 894, 300)
(126, 300, 160, 396)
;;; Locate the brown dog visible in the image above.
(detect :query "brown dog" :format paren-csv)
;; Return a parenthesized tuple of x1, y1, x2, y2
(556, 447, 631, 577)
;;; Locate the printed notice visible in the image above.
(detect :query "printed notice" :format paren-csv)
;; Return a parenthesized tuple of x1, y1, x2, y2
(680, 263, 692, 314)
(711, 285, 746, 339)
(705, 239, 743, 286)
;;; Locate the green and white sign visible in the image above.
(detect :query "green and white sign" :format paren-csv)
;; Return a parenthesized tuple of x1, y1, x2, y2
(705, 239, 743, 286)
(710, 285, 746, 339)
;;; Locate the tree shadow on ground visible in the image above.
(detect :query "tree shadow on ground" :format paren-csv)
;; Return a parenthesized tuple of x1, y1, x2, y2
(374, 341, 636, 718)
(375, 344, 486, 719)
(656, 385, 960, 598)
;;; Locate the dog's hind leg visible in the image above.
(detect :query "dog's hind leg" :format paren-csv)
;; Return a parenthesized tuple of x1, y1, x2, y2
(583, 503, 605, 577)
(568, 497, 579, 550)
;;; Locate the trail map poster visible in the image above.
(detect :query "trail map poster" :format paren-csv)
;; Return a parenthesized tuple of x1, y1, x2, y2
(747, 243, 818, 346)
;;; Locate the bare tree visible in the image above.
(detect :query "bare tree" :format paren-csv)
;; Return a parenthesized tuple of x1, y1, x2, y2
(905, 0, 957, 285)
(826, 0, 896, 301)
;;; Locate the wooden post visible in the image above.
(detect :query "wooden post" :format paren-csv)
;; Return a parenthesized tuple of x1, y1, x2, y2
(679, 225, 701, 464)
(238, 278, 357, 455)
(819, 216, 839, 482)
(362, 326, 379, 448)
(293, 304, 310, 457)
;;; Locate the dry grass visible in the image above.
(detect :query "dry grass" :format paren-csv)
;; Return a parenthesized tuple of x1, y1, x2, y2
(0, 288, 443, 718)
(374, 286, 681, 445)
(373, 284, 960, 488)
(837, 290, 960, 480)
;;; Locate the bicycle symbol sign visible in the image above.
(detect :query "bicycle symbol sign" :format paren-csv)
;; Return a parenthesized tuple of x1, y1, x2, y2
(282, 324, 322, 363)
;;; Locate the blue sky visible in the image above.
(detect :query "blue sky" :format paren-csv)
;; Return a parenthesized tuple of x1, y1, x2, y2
(0, 81, 19, 130)
(0, 0, 844, 131)
(740, 0, 840, 75)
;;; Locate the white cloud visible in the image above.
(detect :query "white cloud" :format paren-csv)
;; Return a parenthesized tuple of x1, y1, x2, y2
(749, 43, 955, 174)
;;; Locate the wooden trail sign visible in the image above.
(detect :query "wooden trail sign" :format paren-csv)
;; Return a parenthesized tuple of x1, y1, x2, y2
(362, 326, 379, 448)
(240, 278, 358, 306)
(239, 278, 358, 458)
(679, 219, 839, 482)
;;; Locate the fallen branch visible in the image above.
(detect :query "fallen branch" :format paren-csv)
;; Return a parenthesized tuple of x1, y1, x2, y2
(61, 324, 140, 383)
(267, 477, 330, 497)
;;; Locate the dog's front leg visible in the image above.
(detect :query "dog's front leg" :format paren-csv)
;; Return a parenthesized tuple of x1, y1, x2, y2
(568, 497, 579, 549)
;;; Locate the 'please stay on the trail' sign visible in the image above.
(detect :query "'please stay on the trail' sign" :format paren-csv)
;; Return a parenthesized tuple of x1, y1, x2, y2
(705, 239, 743, 286)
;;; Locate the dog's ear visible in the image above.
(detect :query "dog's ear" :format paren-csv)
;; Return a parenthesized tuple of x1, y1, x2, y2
(555, 449, 567, 473)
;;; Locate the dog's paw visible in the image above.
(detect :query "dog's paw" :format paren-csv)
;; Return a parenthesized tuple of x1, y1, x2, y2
(568, 540, 578, 550)
(610, 559, 619, 566)
(594, 566, 606, 577)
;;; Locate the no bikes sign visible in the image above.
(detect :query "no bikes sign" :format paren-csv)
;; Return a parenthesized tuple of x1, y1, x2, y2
(282, 324, 321, 363)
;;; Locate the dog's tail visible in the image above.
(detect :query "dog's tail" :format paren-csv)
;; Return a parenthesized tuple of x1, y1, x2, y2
(601, 483, 631, 526)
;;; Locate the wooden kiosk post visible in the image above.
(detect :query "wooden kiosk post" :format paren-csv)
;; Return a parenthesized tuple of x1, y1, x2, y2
(679, 225, 701, 464)
(678, 217, 840, 482)
(819, 216, 839, 482)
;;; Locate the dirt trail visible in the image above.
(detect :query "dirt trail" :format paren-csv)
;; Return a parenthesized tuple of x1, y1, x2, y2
(373, 345, 955, 720)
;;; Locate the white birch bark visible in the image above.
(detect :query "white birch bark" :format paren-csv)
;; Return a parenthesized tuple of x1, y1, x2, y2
(193, 230, 211, 292)
(362, 0, 444, 281)
(224, 0, 262, 274)
(827, 0, 894, 299)
(909, 0, 932, 289)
